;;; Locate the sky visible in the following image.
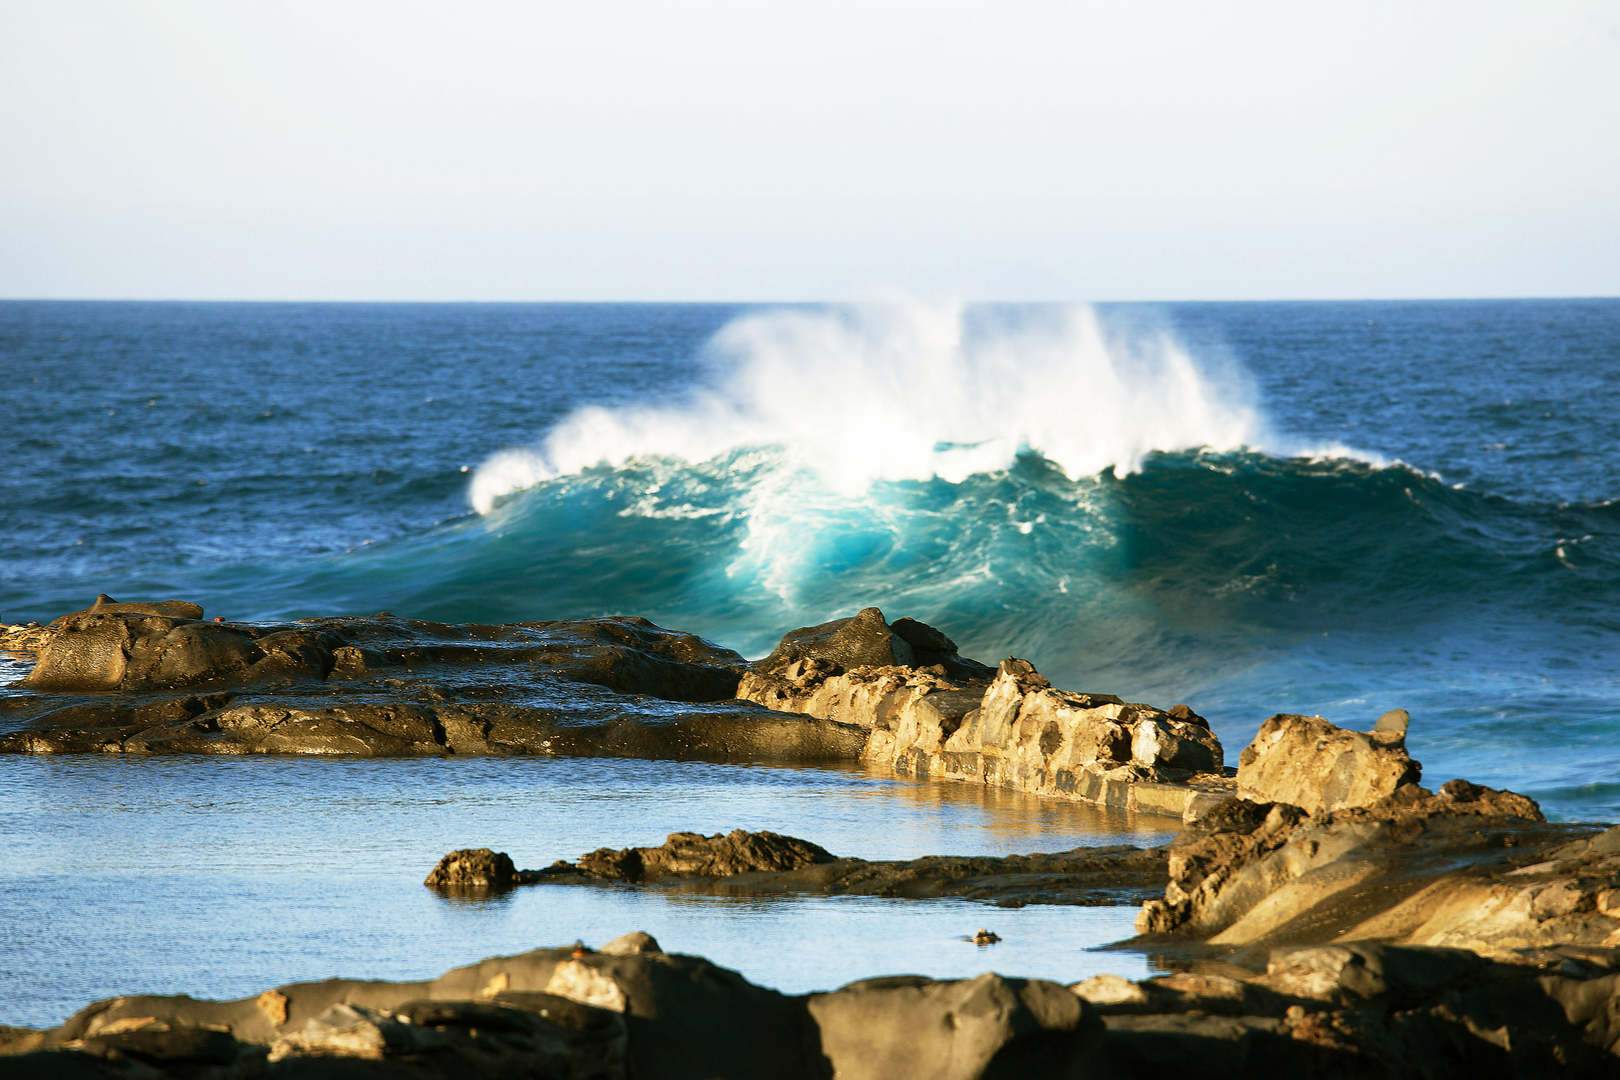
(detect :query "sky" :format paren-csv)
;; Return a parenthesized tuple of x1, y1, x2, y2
(2, 0, 1617, 301)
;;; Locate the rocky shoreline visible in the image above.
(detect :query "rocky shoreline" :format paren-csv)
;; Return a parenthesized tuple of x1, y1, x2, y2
(6, 598, 1620, 1075)
(1, 598, 1233, 820)
(9, 929, 1620, 1077)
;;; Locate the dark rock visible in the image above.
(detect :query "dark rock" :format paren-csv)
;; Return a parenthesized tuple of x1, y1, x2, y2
(5, 604, 887, 766)
(551, 829, 836, 882)
(425, 848, 521, 890)
(457, 833, 1168, 907)
(756, 607, 992, 681)
(14, 937, 1620, 1078)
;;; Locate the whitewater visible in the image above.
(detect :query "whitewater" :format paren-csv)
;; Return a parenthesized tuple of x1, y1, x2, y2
(470, 302, 1375, 515)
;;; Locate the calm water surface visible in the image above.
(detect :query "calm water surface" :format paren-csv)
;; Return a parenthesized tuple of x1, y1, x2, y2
(0, 755, 1170, 1028)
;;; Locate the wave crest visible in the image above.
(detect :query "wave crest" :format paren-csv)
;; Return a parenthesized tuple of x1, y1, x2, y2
(470, 303, 1286, 514)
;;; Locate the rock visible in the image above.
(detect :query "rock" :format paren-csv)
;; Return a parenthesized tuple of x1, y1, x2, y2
(16, 937, 1620, 1077)
(972, 928, 1001, 944)
(1133, 783, 1583, 951)
(0, 622, 55, 654)
(464, 833, 1168, 907)
(62, 594, 206, 622)
(808, 973, 1096, 1080)
(1070, 973, 1150, 1007)
(1237, 712, 1422, 814)
(1373, 707, 1410, 740)
(425, 847, 522, 890)
(740, 653, 1226, 817)
(5, 605, 883, 766)
(600, 931, 663, 956)
(268, 1001, 424, 1061)
(7, 603, 1225, 827)
(756, 607, 994, 682)
(556, 829, 836, 882)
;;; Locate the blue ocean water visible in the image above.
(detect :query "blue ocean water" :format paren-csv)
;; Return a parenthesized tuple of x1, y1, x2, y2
(3, 299, 1619, 819)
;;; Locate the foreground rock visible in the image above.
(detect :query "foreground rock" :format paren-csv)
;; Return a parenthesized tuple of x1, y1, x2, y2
(1133, 778, 1612, 953)
(10, 936, 1620, 1077)
(741, 612, 1230, 819)
(427, 829, 1170, 907)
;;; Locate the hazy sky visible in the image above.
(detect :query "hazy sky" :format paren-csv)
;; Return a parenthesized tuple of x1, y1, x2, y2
(3, 1, 1617, 301)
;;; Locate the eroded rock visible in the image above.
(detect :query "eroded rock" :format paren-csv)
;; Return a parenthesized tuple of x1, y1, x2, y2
(15, 938, 1620, 1078)
(1133, 780, 1591, 951)
(551, 829, 836, 882)
(741, 651, 1227, 817)
(1237, 712, 1422, 814)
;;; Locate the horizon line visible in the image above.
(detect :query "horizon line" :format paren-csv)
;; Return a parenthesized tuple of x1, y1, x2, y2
(1, 293, 1618, 306)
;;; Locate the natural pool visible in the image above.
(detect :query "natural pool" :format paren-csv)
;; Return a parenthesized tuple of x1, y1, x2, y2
(0, 754, 1174, 1028)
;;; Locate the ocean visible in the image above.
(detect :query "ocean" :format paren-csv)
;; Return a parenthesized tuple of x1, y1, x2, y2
(2, 298, 1618, 1023)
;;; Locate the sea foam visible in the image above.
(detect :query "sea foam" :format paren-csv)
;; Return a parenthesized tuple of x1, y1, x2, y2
(466, 301, 1391, 516)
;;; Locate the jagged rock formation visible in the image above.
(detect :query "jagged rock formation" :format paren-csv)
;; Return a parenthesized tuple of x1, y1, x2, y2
(740, 616, 1229, 817)
(10, 937, 1620, 1077)
(427, 830, 1169, 906)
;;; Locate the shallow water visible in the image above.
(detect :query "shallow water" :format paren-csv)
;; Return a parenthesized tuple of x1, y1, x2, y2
(0, 755, 1171, 1028)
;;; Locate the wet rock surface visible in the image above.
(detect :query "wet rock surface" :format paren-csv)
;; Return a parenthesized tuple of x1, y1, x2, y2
(545, 828, 838, 882)
(428, 829, 1170, 907)
(11, 936, 1620, 1078)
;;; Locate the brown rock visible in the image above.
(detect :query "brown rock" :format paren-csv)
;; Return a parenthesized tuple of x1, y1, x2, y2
(425, 848, 520, 890)
(1237, 713, 1422, 815)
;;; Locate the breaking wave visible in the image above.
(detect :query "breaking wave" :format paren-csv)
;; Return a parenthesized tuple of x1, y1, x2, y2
(469, 302, 1376, 515)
